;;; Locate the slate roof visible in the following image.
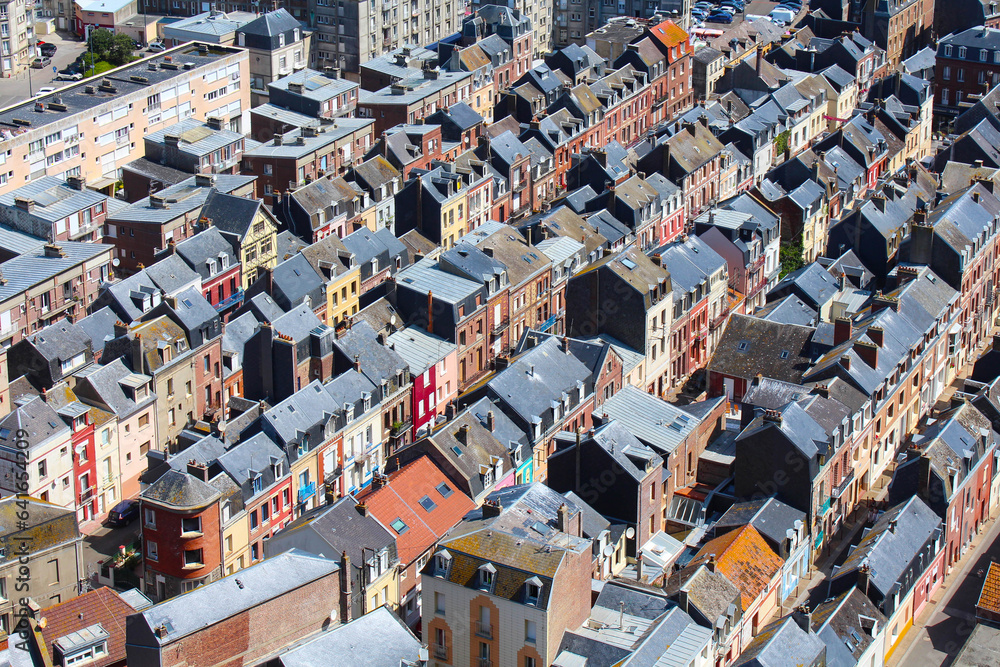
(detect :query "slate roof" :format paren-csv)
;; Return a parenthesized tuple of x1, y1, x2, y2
(173, 227, 238, 281)
(599, 385, 700, 456)
(708, 315, 815, 384)
(276, 606, 420, 667)
(135, 550, 338, 645)
(0, 241, 113, 306)
(769, 262, 839, 309)
(664, 561, 741, 619)
(757, 294, 818, 326)
(356, 456, 475, 566)
(145, 254, 200, 296)
(108, 176, 256, 225)
(76, 307, 119, 357)
(334, 320, 409, 385)
(22, 318, 92, 364)
(836, 495, 941, 597)
(0, 176, 109, 223)
(714, 497, 805, 550)
(141, 468, 222, 510)
(692, 524, 784, 611)
(386, 326, 455, 375)
(73, 358, 156, 418)
(198, 189, 263, 238)
(811, 587, 886, 667)
(734, 616, 826, 667)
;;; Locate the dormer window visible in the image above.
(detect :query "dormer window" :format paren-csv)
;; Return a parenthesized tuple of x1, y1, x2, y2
(363, 392, 371, 412)
(478, 562, 497, 590)
(207, 259, 217, 275)
(345, 402, 355, 421)
(434, 549, 452, 576)
(220, 253, 229, 270)
(251, 473, 263, 494)
(525, 576, 542, 605)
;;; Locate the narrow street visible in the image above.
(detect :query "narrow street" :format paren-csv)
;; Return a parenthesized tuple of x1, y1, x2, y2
(890, 512, 1000, 666)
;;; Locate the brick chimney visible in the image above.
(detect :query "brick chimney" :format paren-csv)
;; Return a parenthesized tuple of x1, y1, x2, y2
(340, 553, 352, 623)
(186, 460, 209, 482)
(355, 501, 368, 517)
(66, 175, 86, 191)
(206, 116, 224, 131)
(14, 197, 34, 213)
(455, 424, 471, 445)
(762, 409, 783, 425)
(871, 292, 899, 313)
(833, 317, 853, 345)
(867, 326, 884, 347)
(854, 340, 879, 368)
(557, 503, 571, 533)
(43, 243, 66, 258)
(486, 411, 495, 432)
(481, 498, 502, 518)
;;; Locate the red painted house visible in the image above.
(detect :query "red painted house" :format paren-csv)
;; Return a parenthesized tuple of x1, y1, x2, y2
(386, 326, 458, 438)
(64, 403, 98, 527)
(172, 227, 243, 321)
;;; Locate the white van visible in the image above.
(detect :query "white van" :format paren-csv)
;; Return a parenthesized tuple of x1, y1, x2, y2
(769, 7, 795, 23)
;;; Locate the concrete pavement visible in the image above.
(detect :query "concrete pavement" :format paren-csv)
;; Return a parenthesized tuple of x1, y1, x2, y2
(0, 32, 88, 109)
(80, 521, 141, 584)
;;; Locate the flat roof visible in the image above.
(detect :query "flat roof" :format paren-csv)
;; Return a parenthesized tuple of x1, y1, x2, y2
(0, 43, 245, 137)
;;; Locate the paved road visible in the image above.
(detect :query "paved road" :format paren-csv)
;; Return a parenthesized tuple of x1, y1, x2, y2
(891, 513, 1000, 666)
(0, 32, 88, 109)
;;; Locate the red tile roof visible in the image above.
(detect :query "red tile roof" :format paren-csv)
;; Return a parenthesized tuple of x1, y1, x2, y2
(357, 456, 475, 566)
(978, 561, 1000, 614)
(648, 19, 690, 53)
(693, 524, 783, 611)
(38, 587, 137, 667)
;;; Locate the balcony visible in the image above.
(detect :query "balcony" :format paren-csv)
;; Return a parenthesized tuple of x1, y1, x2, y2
(814, 530, 825, 549)
(431, 645, 447, 660)
(831, 469, 855, 499)
(710, 308, 731, 331)
(818, 496, 832, 516)
(491, 319, 509, 336)
(78, 485, 95, 505)
(214, 289, 245, 312)
(475, 620, 494, 639)
(297, 481, 317, 504)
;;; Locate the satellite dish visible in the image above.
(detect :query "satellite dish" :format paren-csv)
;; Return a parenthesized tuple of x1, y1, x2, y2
(329, 608, 338, 623)
(625, 526, 636, 539)
(602, 544, 615, 558)
(390, 315, 397, 326)
(112, 258, 120, 267)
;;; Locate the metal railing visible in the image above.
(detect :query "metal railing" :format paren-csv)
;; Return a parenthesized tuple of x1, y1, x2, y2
(431, 644, 447, 660)
(474, 620, 493, 639)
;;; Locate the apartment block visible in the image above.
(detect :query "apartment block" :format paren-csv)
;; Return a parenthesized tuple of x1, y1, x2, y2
(0, 43, 249, 198)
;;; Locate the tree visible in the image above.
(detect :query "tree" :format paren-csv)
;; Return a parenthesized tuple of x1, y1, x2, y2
(107, 32, 136, 66)
(87, 28, 114, 60)
(779, 239, 805, 278)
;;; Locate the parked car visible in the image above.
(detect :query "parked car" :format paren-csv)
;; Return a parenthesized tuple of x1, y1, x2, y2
(107, 499, 139, 527)
(30, 56, 51, 69)
(56, 71, 83, 81)
(706, 11, 734, 22)
(39, 43, 57, 56)
(37, 86, 56, 95)
(148, 41, 166, 52)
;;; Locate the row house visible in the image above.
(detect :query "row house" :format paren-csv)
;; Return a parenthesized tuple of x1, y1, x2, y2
(536, 236, 590, 337)
(357, 68, 476, 137)
(637, 118, 730, 222)
(139, 116, 246, 182)
(827, 496, 944, 661)
(909, 182, 1000, 372)
(241, 120, 376, 199)
(426, 101, 487, 158)
(0, 175, 111, 243)
(106, 173, 256, 275)
(392, 258, 491, 390)
(386, 326, 459, 438)
(254, 253, 329, 323)
(460, 6, 534, 88)
(651, 235, 729, 389)
(8, 317, 95, 392)
(0, 396, 74, 510)
(0, 44, 249, 198)
(277, 175, 371, 242)
(365, 124, 448, 179)
(419, 482, 592, 667)
(815, 115, 890, 196)
(476, 131, 532, 222)
(72, 358, 156, 499)
(566, 245, 674, 397)
(890, 397, 997, 569)
(170, 226, 243, 318)
(340, 227, 409, 296)
(197, 188, 280, 290)
(355, 456, 475, 628)
(347, 156, 404, 233)
(42, 389, 100, 529)
(0, 240, 113, 347)
(439, 44, 498, 124)
(395, 159, 491, 249)
(266, 67, 360, 120)
(637, 19, 695, 124)
(937, 29, 1000, 120)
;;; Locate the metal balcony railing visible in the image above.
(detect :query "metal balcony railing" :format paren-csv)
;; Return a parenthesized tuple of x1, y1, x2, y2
(475, 620, 493, 639)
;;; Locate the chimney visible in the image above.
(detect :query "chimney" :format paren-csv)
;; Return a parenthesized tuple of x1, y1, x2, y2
(888, 518, 897, 533)
(195, 173, 216, 187)
(186, 460, 209, 482)
(706, 553, 717, 572)
(481, 498, 502, 518)
(445, 400, 457, 421)
(755, 44, 763, 76)
(562, 336, 571, 354)
(427, 290, 434, 333)
(834, 317, 853, 345)
(793, 605, 813, 633)
(557, 503, 571, 533)
(896, 265, 919, 285)
(113, 320, 128, 338)
(288, 82, 304, 94)
(353, 354, 361, 372)
(871, 292, 899, 313)
(43, 243, 66, 258)
(66, 175, 86, 191)
(149, 195, 167, 209)
(867, 326, 884, 347)
(341, 553, 352, 623)
(371, 471, 388, 489)
(486, 410, 495, 432)
(973, 191, 981, 203)
(812, 383, 829, 398)
(356, 501, 368, 517)
(762, 409, 783, 426)
(14, 197, 34, 213)
(854, 340, 879, 368)
(455, 424, 471, 445)
(206, 116, 225, 131)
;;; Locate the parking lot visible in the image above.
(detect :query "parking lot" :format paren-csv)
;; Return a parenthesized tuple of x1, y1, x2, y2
(698, 0, 804, 30)
(0, 32, 89, 109)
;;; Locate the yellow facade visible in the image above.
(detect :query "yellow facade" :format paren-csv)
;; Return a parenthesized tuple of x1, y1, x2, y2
(440, 197, 466, 250)
(327, 268, 361, 327)
(241, 207, 280, 289)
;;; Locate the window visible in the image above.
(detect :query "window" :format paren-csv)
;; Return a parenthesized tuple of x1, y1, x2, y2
(181, 517, 202, 535)
(436, 481, 453, 498)
(435, 591, 446, 615)
(146, 541, 158, 561)
(525, 619, 537, 644)
(252, 474, 263, 494)
(144, 508, 156, 528)
(184, 548, 204, 567)
(525, 578, 541, 604)
(391, 518, 408, 534)
(261, 501, 270, 522)
(250, 510, 259, 531)
(138, 413, 149, 428)
(418, 495, 437, 511)
(479, 563, 496, 589)
(37, 460, 47, 479)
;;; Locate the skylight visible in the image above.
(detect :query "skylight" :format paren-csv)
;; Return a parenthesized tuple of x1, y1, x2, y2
(391, 518, 408, 534)
(436, 482, 454, 498)
(419, 495, 437, 512)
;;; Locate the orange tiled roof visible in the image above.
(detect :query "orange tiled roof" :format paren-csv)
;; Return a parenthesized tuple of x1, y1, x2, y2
(38, 587, 137, 667)
(978, 561, 1000, 614)
(648, 19, 690, 51)
(693, 524, 783, 610)
(357, 456, 475, 566)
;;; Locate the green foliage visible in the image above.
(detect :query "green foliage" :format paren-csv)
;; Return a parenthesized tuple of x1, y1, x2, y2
(108, 32, 137, 66)
(87, 28, 115, 57)
(84, 60, 114, 78)
(779, 239, 805, 278)
(773, 129, 791, 156)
